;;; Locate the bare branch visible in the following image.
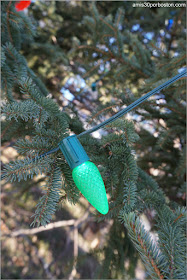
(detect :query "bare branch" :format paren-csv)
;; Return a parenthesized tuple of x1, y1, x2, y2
(10, 219, 76, 237)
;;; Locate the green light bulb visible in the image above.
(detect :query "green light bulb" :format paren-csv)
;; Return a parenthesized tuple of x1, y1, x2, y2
(72, 161, 109, 215)
(58, 135, 109, 215)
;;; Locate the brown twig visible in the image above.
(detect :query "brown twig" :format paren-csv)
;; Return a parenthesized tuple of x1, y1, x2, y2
(7, 1, 13, 44)
(1, 120, 14, 139)
(10, 220, 76, 237)
(4, 208, 92, 239)
(158, 104, 185, 118)
(164, 54, 185, 72)
(101, 33, 113, 43)
(116, 9, 123, 27)
(78, 45, 113, 58)
(150, 42, 168, 58)
(130, 222, 164, 279)
(88, 104, 121, 125)
(82, 58, 110, 79)
(173, 213, 184, 223)
(99, 17, 116, 32)
(38, 108, 42, 124)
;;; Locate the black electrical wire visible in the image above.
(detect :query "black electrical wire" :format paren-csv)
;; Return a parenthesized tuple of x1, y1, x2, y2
(77, 69, 186, 138)
(38, 147, 60, 157)
(1, 146, 60, 180)
(32, 69, 187, 158)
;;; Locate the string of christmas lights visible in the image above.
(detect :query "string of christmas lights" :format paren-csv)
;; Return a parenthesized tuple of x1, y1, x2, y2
(2, 69, 186, 214)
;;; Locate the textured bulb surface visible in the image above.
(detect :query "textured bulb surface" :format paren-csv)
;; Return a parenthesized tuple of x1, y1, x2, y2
(72, 161, 109, 214)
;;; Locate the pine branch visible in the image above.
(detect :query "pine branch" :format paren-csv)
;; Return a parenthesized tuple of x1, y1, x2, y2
(82, 58, 110, 79)
(175, 146, 186, 178)
(1, 120, 14, 139)
(2, 155, 54, 182)
(156, 205, 186, 279)
(30, 164, 62, 227)
(88, 104, 121, 126)
(104, 119, 140, 146)
(120, 212, 165, 279)
(6, 1, 13, 44)
(18, 77, 69, 137)
(14, 138, 53, 156)
(1, 100, 48, 122)
(137, 189, 165, 211)
(59, 160, 80, 204)
(123, 181, 137, 212)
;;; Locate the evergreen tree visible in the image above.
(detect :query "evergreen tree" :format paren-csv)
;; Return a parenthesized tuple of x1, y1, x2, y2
(1, 1, 186, 279)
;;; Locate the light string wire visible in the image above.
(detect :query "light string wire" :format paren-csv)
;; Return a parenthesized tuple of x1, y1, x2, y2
(1, 69, 186, 176)
(77, 69, 186, 138)
(34, 69, 187, 159)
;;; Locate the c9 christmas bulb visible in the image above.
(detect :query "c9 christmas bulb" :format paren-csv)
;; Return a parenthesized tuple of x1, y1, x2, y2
(59, 135, 109, 214)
